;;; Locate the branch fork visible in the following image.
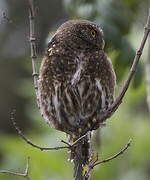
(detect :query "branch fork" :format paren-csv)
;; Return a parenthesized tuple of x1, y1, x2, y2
(85, 139, 132, 178)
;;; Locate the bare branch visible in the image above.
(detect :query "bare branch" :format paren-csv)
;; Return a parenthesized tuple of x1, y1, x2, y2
(28, 0, 39, 107)
(110, 14, 150, 112)
(108, 13, 150, 111)
(0, 157, 31, 180)
(71, 134, 87, 146)
(11, 110, 88, 152)
(85, 139, 132, 178)
(93, 139, 131, 166)
(94, 12, 150, 125)
(61, 134, 88, 149)
(10, 110, 71, 151)
(2, 1, 39, 92)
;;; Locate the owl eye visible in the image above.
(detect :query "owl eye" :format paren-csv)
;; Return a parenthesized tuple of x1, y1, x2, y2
(91, 30, 96, 38)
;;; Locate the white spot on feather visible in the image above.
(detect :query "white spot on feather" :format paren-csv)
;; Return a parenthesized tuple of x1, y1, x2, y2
(95, 78, 106, 108)
(52, 84, 61, 123)
(71, 52, 85, 86)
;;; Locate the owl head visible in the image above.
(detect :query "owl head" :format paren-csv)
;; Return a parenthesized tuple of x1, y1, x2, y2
(52, 19, 105, 50)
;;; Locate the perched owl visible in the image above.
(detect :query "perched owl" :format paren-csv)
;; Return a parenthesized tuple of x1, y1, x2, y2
(38, 19, 116, 139)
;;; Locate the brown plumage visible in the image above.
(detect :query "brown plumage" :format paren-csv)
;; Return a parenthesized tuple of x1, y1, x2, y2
(38, 19, 116, 134)
(38, 19, 116, 165)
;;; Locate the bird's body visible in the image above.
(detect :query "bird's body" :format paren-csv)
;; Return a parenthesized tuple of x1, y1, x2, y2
(38, 20, 116, 137)
(38, 20, 116, 175)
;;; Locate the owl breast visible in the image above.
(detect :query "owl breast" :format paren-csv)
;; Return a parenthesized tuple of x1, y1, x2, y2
(38, 49, 115, 135)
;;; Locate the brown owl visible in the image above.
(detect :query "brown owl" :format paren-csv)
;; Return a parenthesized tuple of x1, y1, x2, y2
(38, 19, 116, 138)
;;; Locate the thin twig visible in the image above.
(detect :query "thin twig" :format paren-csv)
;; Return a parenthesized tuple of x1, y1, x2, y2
(110, 14, 150, 111)
(28, 0, 39, 107)
(85, 139, 132, 178)
(107, 13, 150, 113)
(0, 157, 31, 180)
(61, 134, 88, 150)
(71, 134, 87, 146)
(11, 110, 88, 152)
(93, 139, 132, 166)
(10, 110, 71, 151)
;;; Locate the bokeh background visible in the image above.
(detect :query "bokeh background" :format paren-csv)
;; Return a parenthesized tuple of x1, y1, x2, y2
(0, 0, 150, 180)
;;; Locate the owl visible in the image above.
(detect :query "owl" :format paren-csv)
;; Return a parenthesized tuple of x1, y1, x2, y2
(38, 19, 116, 139)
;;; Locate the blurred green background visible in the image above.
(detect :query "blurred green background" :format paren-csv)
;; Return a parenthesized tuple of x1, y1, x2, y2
(0, 0, 150, 180)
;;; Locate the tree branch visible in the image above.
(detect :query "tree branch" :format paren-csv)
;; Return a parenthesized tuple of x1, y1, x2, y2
(93, 139, 131, 166)
(11, 109, 86, 151)
(28, 0, 39, 107)
(0, 157, 31, 180)
(73, 132, 91, 180)
(95, 12, 150, 125)
(111, 17, 150, 109)
(85, 139, 132, 178)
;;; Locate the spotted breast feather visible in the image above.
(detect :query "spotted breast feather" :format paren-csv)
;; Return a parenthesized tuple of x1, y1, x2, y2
(38, 45, 116, 136)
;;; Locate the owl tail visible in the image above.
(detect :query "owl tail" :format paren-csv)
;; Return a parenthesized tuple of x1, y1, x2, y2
(68, 132, 91, 178)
